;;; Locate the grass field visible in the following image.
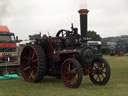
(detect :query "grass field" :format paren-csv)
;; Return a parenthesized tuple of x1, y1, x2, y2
(0, 56, 128, 96)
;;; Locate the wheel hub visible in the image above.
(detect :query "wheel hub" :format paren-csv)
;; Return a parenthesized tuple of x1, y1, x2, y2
(95, 67, 103, 74)
(27, 60, 33, 67)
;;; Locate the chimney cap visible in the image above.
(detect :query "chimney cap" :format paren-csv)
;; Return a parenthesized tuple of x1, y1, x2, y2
(78, 9, 89, 15)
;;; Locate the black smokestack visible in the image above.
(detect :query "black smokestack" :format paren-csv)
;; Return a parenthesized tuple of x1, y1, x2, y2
(78, 9, 89, 41)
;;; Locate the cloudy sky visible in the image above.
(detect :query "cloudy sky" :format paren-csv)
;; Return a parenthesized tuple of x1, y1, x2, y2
(0, 0, 128, 39)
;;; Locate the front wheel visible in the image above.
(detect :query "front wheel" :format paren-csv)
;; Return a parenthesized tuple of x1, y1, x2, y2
(61, 58, 83, 88)
(89, 57, 111, 85)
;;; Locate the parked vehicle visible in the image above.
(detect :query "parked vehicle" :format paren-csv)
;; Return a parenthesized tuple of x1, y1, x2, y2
(0, 26, 19, 76)
(87, 41, 102, 56)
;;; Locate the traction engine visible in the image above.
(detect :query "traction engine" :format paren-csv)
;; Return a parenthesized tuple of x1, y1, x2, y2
(20, 9, 111, 88)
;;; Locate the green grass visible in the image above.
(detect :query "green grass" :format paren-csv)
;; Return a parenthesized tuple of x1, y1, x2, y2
(0, 56, 128, 96)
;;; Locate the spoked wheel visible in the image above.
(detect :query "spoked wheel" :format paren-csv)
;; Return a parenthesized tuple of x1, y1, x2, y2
(89, 57, 111, 85)
(20, 44, 47, 82)
(61, 58, 83, 88)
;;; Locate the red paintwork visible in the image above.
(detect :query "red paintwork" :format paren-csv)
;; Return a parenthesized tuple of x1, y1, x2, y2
(0, 26, 17, 63)
(0, 43, 16, 48)
(0, 26, 10, 32)
(47, 37, 75, 62)
(47, 37, 61, 61)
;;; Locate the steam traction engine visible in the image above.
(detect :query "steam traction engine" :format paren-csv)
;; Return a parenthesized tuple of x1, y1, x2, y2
(20, 9, 111, 88)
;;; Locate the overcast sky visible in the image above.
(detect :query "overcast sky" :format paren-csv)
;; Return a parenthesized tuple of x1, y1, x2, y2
(0, 0, 128, 39)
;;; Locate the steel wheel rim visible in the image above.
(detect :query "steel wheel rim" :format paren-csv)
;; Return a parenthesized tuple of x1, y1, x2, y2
(20, 46, 38, 81)
(62, 61, 79, 88)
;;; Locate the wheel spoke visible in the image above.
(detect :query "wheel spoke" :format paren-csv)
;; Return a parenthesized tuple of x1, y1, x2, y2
(32, 51, 36, 59)
(33, 59, 38, 63)
(101, 65, 105, 70)
(33, 65, 38, 69)
(23, 55, 29, 60)
(67, 63, 71, 72)
(95, 75, 99, 81)
(93, 64, 98, 71)
(24, 66, 30, 71)
(98, 74, 101, 82)
(67, 75, 71, 80)
(102, 72, 107, 74)
(101, 73, 105, 79)
(28, 71, 34, 80)
(71, 67, 77, 73)
(92, 72, 97, 76)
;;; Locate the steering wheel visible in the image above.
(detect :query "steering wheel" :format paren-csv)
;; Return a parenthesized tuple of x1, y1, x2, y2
(56, 29, 71, 38)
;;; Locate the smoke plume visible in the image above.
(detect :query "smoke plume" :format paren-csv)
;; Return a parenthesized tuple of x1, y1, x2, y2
(0, 0, 88, 39)
(79, 0, 87, 9)
(0, 0, 8, 24)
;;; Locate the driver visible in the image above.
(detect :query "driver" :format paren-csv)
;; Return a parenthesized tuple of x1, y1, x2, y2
(73, 28, 78, 35)
(42, 34, 48, 39)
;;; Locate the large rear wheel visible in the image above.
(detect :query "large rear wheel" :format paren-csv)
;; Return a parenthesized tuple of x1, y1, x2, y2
(89, 57, 111, 85)
(61, 58, 83, 88)
(20, 44, 47, 82)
